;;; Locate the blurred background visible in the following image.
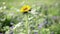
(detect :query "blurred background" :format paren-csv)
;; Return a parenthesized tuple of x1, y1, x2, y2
(0, 0, 60, 34)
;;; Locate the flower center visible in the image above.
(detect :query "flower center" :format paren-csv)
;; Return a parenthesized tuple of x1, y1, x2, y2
(24, 7, 28, 10)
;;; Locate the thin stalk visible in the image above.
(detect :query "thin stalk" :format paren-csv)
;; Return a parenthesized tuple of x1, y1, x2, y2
(25, 14, 29, 34)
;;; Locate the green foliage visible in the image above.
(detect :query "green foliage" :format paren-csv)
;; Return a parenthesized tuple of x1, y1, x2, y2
(49, 24, 60, 34)
(0, 0, 60, 34)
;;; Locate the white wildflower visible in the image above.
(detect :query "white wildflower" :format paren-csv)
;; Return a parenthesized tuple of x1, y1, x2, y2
(3, 6, 6, 9)
(30, 9, 38, 15)
(28, 17, 33, 20)
(33, 30, 38, 32)
(10, 22, 14, 25)
(13, 22, 22, 30)
(3, 2, 5, 5)
(1, 18, 6, 21)
(0, 7, 2, 10)
(16, 9, 20, 12)
(19, 33, 25, 34)
(39, 13, 43, 16)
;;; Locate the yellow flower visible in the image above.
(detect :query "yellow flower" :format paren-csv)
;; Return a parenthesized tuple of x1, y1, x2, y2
(20, 5, 31, 13)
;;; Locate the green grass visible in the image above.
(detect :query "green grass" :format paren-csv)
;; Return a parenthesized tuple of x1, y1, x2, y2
(0, 0, 60, 34)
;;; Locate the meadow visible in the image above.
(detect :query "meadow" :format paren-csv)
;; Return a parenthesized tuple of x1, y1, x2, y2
(0, 0, 60, 34)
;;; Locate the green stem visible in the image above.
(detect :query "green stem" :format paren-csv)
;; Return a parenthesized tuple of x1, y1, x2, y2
(25, 14, 29, 34)
(38, 29, 41, 34)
